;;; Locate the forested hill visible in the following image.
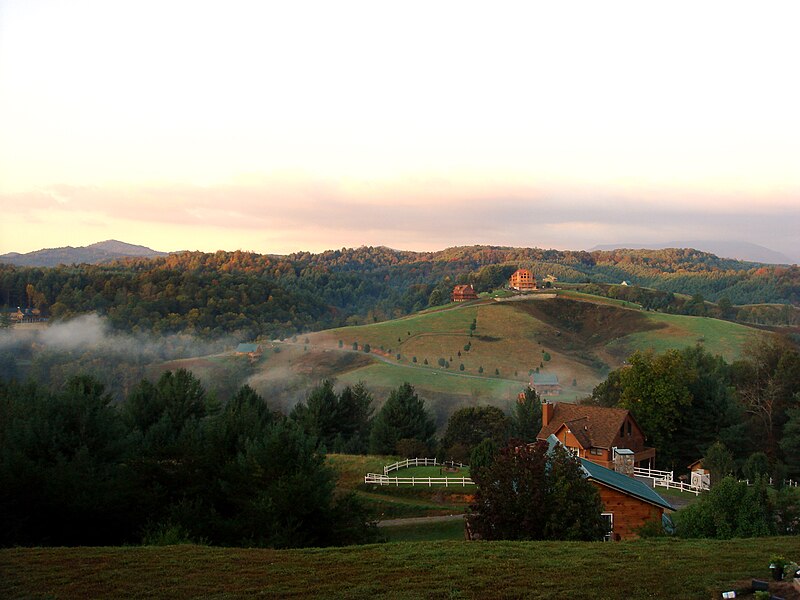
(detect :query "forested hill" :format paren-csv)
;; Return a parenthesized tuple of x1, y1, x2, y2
(1, 245, 797, 339)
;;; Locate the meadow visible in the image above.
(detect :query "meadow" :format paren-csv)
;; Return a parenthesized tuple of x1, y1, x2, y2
(2, 537, 797, 599)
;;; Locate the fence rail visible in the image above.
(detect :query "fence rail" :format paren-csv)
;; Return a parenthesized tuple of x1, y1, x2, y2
(366, 473, 475, 487)
(633, 467, 673, 481)
(653, 479, 701, 496)
(383, 458, 468, 475)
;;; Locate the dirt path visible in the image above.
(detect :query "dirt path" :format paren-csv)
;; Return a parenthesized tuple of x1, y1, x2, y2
(377, 514, 465, 528)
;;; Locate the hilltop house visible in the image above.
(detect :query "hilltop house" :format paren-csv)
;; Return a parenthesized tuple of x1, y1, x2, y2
(451, 284, 478, 302)
(531, 372, 561, 396)
(537, 402, 656, 469)
(509, 269, 537, 291)
(235, 343, 263, 358)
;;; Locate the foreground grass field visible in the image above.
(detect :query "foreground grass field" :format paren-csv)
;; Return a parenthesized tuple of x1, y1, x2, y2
(2, 537, 797, 599)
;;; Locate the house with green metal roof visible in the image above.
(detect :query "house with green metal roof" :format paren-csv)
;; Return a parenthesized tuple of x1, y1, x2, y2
(531, 372, 561, 396)
(235, 343, 263, 357)
(547, 434, 673, 540)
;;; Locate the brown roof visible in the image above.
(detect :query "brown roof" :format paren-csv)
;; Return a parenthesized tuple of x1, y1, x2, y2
(537, 403, 637, 449)
(453, 285, 475, 293)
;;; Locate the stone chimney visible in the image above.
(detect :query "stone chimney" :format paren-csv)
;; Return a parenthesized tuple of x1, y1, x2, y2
(613, 448, 635, 477)
(542, 401, 554, 427)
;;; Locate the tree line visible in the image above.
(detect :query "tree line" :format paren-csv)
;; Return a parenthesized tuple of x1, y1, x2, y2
(588, 336, 800, 479)
(1, 245, 796, 341)
(0, 371, 378, 548)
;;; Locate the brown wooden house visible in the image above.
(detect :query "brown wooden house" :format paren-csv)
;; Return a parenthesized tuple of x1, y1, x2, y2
(509, 269, 537, 291)
(545, 435, 673, 540)
(451, 284, 478, 302)
(537, 402, 656, 469)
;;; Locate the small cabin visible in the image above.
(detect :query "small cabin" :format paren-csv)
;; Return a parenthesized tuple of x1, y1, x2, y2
(235, 343, 263, 358)
(451, 284, 478, 302)
(531, 372, 561, 396)
(688, 459, 710, 490)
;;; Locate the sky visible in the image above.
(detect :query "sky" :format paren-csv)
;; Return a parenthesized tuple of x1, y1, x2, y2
(1, 1, 798, 260)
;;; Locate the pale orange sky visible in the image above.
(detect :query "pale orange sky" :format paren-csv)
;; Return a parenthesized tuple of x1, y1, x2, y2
(1, 1, 798, 258)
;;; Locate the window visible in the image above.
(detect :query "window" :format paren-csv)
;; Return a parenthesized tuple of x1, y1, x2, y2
(620, 424, 625, 437)
(627, 421, 632, 436)
(601, 513, 614, 541)
(590, 448, 603, 456)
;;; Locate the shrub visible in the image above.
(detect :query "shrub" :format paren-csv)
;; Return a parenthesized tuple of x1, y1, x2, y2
(363, 344, 371, 353)
(459, 363, 465, 371)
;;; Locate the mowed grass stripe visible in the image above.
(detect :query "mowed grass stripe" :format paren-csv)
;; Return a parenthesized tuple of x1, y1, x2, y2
(2, 538, 796, 599)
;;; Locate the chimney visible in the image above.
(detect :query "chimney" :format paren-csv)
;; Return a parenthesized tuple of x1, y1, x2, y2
(542, 401, 554, 427)
(613, 448, 635, 477)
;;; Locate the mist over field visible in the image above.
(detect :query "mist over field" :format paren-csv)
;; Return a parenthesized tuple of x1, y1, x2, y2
(1, 313, 233, 357)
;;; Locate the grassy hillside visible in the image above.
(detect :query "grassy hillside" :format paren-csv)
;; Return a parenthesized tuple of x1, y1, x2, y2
(3, 537, 797, 599)
(150, 292, 764, 424)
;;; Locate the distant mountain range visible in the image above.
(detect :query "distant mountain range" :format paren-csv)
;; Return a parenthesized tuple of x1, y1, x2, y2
(0, 240, 167, 267)
(589, 241, 795, 265)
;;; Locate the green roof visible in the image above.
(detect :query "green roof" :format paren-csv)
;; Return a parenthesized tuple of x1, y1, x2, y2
(580, 459, 674, 511)
(236, 343, 261, 353)
(532, 372, 559, 385)
(545, 435, 673, 511)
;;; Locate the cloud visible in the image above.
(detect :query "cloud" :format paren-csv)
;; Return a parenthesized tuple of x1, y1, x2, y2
(2, 180, 799, 259)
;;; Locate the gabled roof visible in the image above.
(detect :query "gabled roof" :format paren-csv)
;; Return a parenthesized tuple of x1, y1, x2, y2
(532, 372, 559, 385)
(545, 435, 673, 511)
(236, 343, 261, 353)
(537, 403, 637, 449)
(558, 418, 592, 448)
(580, 458, 674, 511)
(452, 284, 476, 293)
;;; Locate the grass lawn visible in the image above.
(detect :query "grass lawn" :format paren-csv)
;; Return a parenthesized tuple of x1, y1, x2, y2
(615, 313, 757, 362)
(381, 519, 466, 542)
(387, 465, 471, 479)
(3, 537, 798, 599)
(329, 454, 472, 518)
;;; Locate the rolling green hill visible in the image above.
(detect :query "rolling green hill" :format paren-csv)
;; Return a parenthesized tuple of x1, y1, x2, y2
(152, 291, 764, 425)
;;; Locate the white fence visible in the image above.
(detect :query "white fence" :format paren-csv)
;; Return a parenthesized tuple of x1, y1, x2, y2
(633, 467, 673, 482)
(383, 458, 468, 475)
(654, 479, 702, 496)
(365, 473, 475, 487)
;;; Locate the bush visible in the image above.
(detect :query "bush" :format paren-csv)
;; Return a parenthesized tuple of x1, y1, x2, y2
(459, 363, 465, 371)
(363, 344, 371, 353)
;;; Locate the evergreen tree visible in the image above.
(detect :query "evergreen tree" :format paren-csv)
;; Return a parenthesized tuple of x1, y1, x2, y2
(441, 406, 509, 462)
(703, 441, 736, 487)
(369, 383, 435, 455)
(510, 387, 542, 442)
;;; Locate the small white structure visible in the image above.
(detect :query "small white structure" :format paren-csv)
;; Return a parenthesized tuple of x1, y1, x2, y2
(688, 459, 711, 491)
